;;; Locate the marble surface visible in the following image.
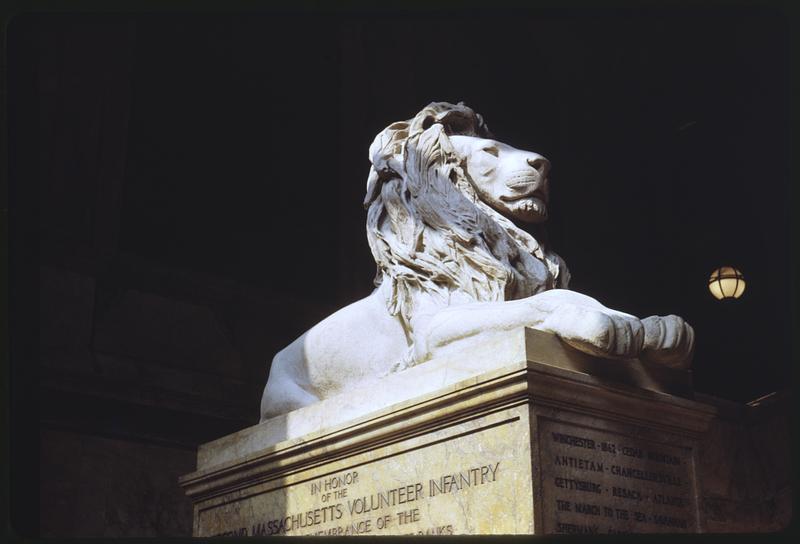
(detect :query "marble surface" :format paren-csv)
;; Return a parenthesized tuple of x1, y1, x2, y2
(193, 407, 534, 536)
(202, 329, 694, 471)
(537, 417, 698, 533)
(182, 333, 716, 535)
(260, 101, 695, 420)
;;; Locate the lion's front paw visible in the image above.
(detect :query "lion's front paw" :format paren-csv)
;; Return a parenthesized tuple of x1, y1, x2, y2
(640, 315, 694, 369)
(539, 304, 644, 359)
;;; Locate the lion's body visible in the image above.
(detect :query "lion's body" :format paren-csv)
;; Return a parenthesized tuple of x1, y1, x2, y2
(261, 284, 407, 416)
(260, 102, 694, 421)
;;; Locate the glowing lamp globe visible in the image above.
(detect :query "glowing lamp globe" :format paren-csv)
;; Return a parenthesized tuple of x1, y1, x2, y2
(708, 266, 746, 300)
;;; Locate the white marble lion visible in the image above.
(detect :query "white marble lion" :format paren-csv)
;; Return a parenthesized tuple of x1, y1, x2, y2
(260, 102, 694, 420)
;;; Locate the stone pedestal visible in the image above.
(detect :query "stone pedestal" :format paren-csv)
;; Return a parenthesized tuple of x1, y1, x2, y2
(179, 328, 717, 536)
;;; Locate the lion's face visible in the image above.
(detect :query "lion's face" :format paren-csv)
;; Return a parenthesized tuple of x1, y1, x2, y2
(449, 135, 551, 224)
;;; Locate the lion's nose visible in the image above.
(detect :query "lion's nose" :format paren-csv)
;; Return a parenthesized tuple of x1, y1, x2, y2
(527, 155, 550, 177)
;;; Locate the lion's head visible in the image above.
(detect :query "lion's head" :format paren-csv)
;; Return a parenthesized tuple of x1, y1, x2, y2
(447, 134, 551, 224)
(364, 101, 570, 333)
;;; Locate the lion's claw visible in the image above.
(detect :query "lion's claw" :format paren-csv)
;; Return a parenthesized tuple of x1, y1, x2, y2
(539, 302, 644, 359)
(640, 315, 694, 369)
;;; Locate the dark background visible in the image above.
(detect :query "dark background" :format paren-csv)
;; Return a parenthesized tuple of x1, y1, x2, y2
(6, 5, 793, 537)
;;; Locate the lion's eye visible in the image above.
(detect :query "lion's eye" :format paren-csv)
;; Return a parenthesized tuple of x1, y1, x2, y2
(482, 146, 499, 157)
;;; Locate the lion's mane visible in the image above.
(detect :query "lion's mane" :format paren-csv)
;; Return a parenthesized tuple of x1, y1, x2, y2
(364, 102, 570, 340)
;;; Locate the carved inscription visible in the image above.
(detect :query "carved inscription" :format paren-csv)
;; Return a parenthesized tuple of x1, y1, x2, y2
(206, 461, 503, 537)
(196, 413, 533, 537)
(540, 420, 696, 534)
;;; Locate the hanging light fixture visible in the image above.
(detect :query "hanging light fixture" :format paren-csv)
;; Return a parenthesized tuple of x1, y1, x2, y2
(708, 266, 746, 300)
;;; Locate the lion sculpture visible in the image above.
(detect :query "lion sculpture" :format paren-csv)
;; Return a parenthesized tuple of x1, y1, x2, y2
(260, 102, 694, 421)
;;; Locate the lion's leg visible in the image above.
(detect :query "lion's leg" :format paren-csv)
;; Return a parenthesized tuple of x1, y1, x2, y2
(530, 289, 645, 359)
(529, 291, 694, 367)
(259, 336, 320, 422)
(414, 289, 643, 363)
(408, 289, 694, 370)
